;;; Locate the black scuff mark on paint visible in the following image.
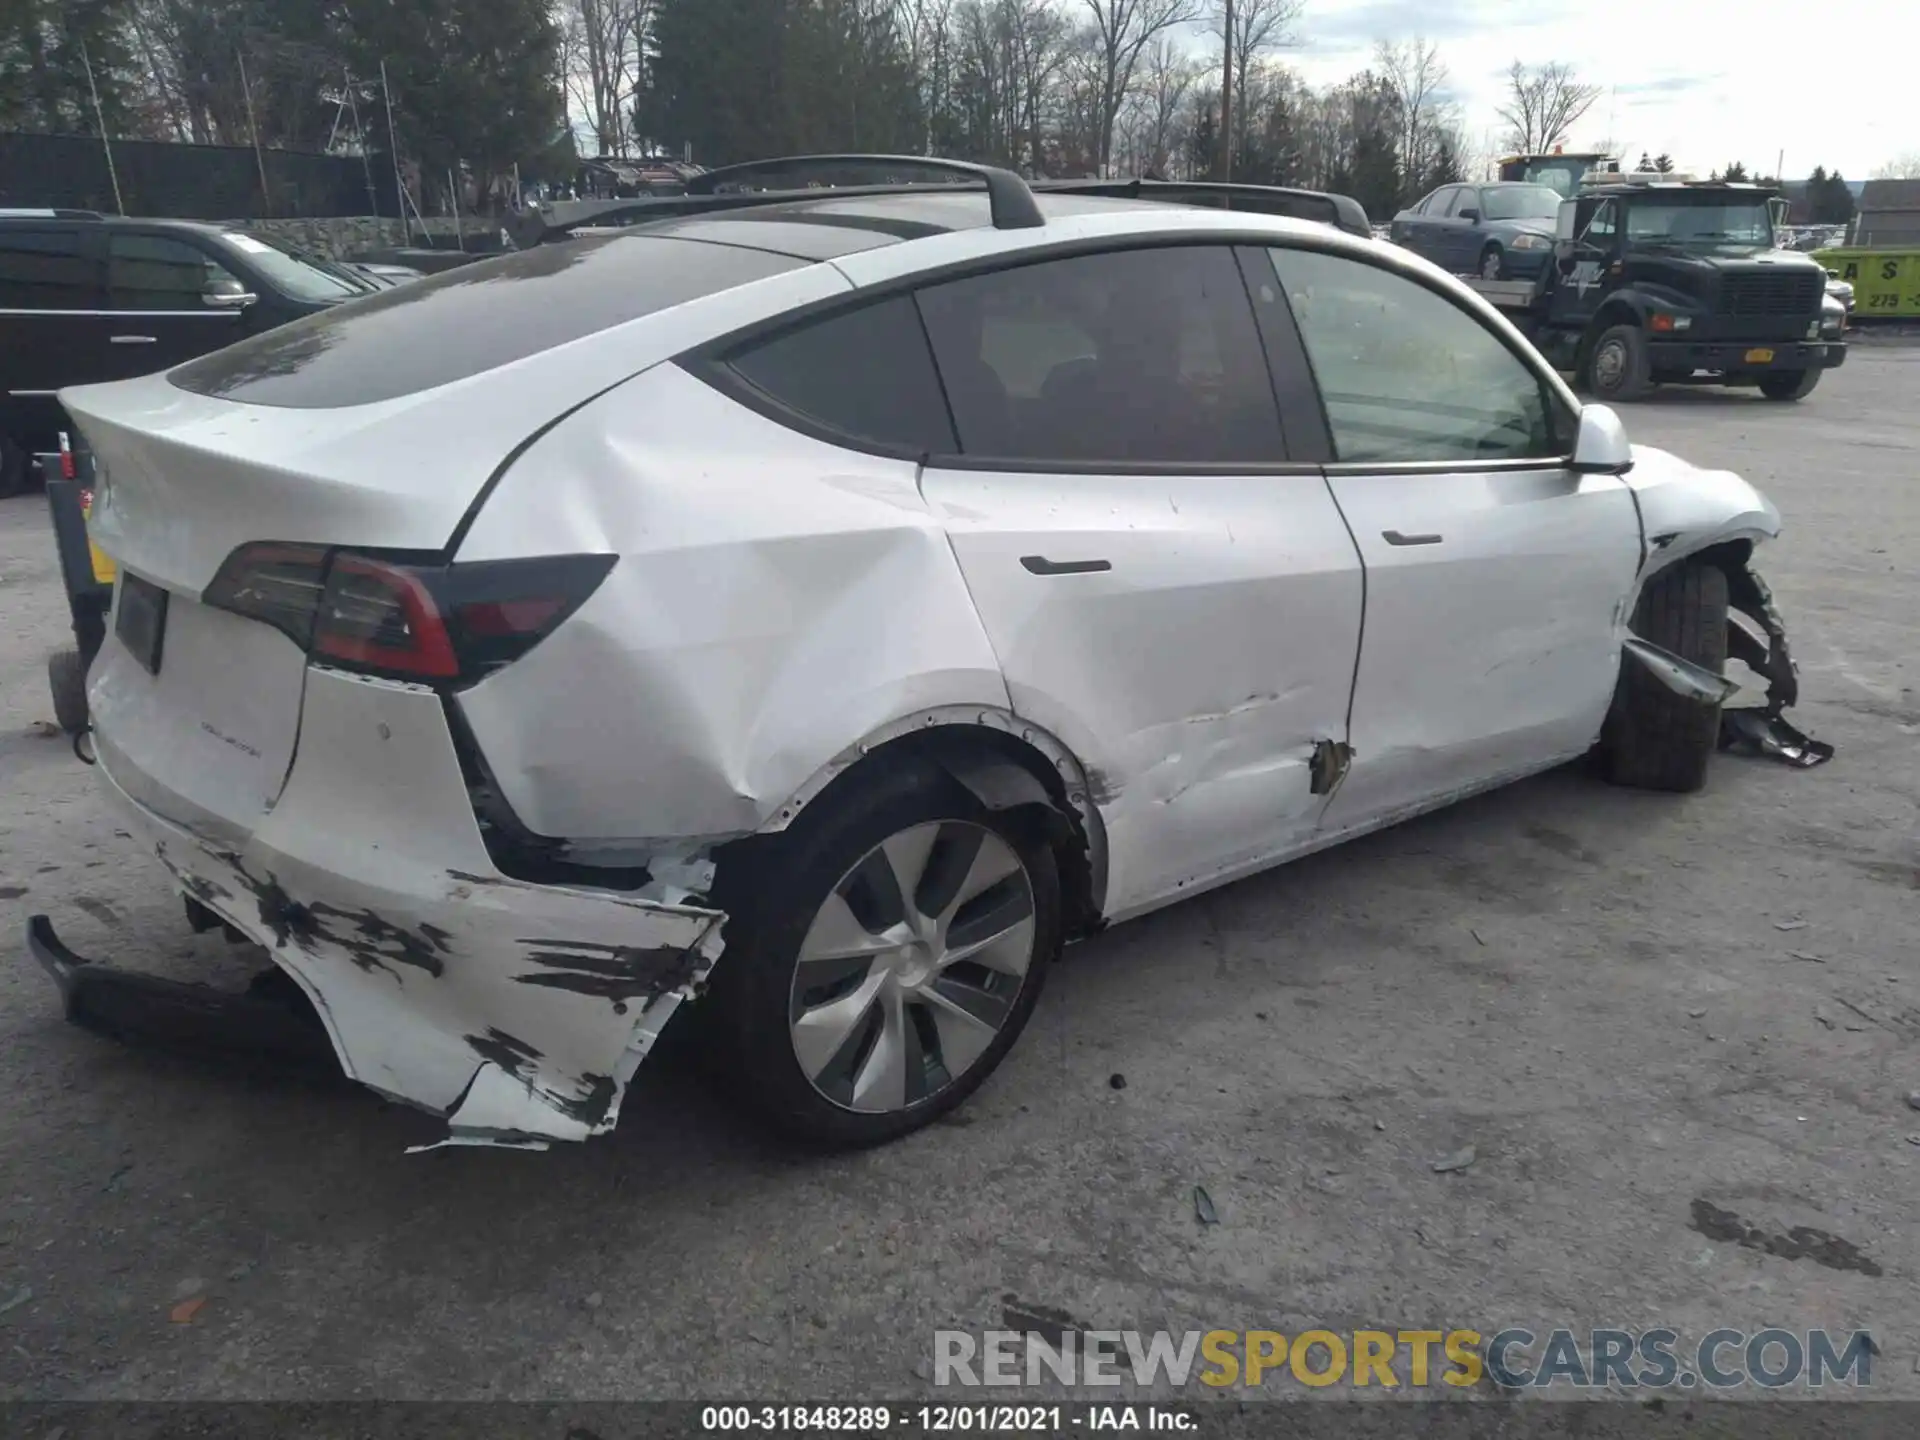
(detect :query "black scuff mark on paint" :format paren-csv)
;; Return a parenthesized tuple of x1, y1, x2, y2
(220, 852, 451, 981)
(466, 1027, 543, 1080)
(1688, 1198, 1882, 1277)
(1082, 766, 1118, 807)
(302, 902, 451, 980)
(549, 1072, 618, 1129)
(514, 939, 703, 1007)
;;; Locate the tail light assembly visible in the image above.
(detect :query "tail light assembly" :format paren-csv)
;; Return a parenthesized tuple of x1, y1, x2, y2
(204, 544, 615, 685)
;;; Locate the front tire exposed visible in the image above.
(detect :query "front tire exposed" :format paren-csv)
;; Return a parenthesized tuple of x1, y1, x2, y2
(1759, 369, 1821, 401)
(707, 760, 1061, 1148)
(1479, 246, 1504, 281)
(1604, 562, 1730, 793)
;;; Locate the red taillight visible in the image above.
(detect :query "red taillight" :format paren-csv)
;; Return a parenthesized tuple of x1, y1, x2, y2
(58, 431, 75, 480)
(313, 554, 461, 679)
(204, 544, 614, 684)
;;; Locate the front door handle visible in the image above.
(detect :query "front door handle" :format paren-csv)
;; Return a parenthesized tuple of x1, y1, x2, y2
(110, 334, 158, 345)
(1382, 530, 1443, 547)
(1021, 555, 1112, 576)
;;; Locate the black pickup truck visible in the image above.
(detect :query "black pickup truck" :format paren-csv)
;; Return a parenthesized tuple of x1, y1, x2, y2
(1461, 177, 1847, 402)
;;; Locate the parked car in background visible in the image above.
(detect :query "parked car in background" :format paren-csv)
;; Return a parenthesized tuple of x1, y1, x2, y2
(0, 210, 378, 497)
(1391, 182, 1564, 280)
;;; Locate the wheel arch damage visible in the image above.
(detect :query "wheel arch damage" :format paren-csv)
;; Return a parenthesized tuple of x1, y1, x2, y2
(725, 705, 1108, 941)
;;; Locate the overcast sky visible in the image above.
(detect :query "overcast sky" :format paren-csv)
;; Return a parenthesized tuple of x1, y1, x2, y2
(1273, 0, 1898, 181)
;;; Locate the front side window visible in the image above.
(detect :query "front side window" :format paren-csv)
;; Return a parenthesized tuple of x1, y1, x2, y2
(0, 228, 98, 309)
(1269, 247, 1568, 465)
(914, 245, 1283, 465)
(109, 234, 240, 310)
(1581, 199, 1618, 243)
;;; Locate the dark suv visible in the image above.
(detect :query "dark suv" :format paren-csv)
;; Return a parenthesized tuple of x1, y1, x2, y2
(1, 210, 377, 496)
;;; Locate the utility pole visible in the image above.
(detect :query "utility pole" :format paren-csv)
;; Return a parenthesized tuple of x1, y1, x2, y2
(1219, 0, 1234, 183)
(380, 60, 409, 245)
(80, 42, 124, 215)
(238, 49, 272, 216)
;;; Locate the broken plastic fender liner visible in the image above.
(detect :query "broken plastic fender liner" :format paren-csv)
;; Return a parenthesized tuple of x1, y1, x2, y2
(1620, 636, 1741, 706)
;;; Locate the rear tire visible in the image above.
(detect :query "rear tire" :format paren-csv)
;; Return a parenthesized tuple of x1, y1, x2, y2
(48, 649, 88, 735)
(1585, 323, 1654, 402)
(1759, 369, 1821, 401)
(706, 759, 1062, 1148)
(1603, 562, 1729, 793)
(0, 432, 31, 500)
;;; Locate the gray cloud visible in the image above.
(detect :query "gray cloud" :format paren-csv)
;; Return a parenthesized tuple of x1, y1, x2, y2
(1301, 0, 1582, 54)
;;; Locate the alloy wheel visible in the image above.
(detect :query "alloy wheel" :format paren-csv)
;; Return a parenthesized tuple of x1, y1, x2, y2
(788, 821, 1037, 1114)
(1480, 250, 1502, 280)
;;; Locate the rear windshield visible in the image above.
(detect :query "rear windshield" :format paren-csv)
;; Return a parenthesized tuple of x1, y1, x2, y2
(170, 234, 806, 409)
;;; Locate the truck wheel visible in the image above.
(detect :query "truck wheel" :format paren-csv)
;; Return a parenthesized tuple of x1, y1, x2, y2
(1603, 562, 1729, 794)
(1759, 369, 1821, 401)
(1586, 324, 1654, 402)
(1479, 245, 1504, 280)
(47, 649, 89, 735)
(0, 433, 31, 500)
(705, 757, 1061, 1148)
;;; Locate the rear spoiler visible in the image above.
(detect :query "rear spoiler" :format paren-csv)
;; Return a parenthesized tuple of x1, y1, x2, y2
(507, 153, 1370, 247)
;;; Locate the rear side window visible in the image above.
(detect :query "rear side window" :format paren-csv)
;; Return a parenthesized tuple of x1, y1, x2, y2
(915, 245, 1283, 465)
(170, 235, 806, 409)
(725, 294, 956, 453)
(0, 227, 98, 309)
(109, 233, 238, 310)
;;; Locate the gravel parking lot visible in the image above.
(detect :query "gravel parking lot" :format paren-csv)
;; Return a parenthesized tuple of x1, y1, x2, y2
(1, 347, 1915, 1405)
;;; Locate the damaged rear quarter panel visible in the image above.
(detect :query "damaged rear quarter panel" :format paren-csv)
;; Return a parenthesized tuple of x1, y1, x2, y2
(101, 666, 723, 1144)
(449, 363, 1015, 844)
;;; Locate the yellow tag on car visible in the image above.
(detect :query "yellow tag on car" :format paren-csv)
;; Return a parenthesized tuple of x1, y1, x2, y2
(1744, 348, 1775, 364)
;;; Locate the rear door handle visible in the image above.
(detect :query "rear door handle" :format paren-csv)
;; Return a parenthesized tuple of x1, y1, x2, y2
(110, 334, 158, 345)
(1021, 555, 1112, 576)
(1382, 530, 1443, 547)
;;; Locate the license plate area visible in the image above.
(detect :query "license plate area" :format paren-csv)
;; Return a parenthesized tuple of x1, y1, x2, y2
(115, 573, 169, 675)
(1744, 347, 1775, 364)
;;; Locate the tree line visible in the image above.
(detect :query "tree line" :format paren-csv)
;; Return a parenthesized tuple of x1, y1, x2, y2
(0, 0, 1868, 225)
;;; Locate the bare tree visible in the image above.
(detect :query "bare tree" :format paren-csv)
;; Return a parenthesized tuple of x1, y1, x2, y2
(1126, 34, 1200, 174)
(1495, 60, 1601, 154)
(1081, 0, 1203, 172)
(1375, 36, 1452, 194)
(1870, 151, 1920, 179)
(558, 0, 654, 155)
(1210, 0, 1297, 162)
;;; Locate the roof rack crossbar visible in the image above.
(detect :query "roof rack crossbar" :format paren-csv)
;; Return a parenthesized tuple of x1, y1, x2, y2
(685, 153, 1045, 230)
(1030, 178, 1371, 238)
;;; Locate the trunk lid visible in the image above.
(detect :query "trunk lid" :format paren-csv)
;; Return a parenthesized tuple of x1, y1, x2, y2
(62, 369, 559, 844)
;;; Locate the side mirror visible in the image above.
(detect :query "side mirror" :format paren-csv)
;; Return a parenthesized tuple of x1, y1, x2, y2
(1572, 403, 1633, 475)
(1457, 207, 1481, 223)
(202, 279, 256, 310)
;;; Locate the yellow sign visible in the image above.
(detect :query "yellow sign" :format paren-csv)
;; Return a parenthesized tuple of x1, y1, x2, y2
(1744, 348, 1775, 363)
(1818, 248, 1920, 319)
(79, 491, 117, 584)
